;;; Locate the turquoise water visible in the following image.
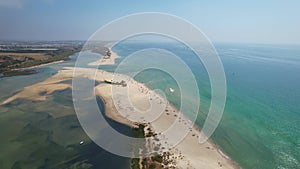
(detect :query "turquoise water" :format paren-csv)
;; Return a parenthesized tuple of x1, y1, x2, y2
(0, 42, 299, 169)
(110, 42, 300, 169)
(212, 44, 300, 169)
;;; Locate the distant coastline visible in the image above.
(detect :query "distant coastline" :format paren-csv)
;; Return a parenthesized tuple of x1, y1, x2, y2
(1, 59, 66, 78)
(0, 41, 82, 74)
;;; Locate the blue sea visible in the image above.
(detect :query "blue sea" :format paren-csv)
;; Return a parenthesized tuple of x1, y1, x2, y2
(0, 41, 299, 169)
(111, 41, 300, 169)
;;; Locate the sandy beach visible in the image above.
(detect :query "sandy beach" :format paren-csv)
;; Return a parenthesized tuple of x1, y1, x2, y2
(88, 48, 120, 66)
(1, 51, 240, 169)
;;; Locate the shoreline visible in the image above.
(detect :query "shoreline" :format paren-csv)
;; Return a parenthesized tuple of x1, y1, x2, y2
(1, 49, 240, 168)
(88, 48, 120, 66)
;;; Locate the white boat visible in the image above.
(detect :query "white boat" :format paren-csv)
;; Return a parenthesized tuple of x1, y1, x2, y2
(169, 88, 175, 93)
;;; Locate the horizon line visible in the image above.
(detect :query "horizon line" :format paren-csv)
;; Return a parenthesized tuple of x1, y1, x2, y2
(0, 39, 300, 46)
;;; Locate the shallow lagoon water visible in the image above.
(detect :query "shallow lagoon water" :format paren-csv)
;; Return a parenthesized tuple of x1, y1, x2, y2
(0, 53, 133, 169)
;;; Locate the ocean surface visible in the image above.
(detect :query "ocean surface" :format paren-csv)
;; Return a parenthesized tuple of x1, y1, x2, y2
(0, 42, 299, 169)
(111, 41, 300, 169)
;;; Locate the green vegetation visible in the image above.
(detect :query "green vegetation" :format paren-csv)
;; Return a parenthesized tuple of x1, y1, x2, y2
(130, 158, 140, 169)
(130, 125, 167, 169)
(0, 46, 82, 73)
(1, 69, 37, 77)
(130, 124, 145, 169)
(131, 124, 145, 138)
(151, 155, 163, 163)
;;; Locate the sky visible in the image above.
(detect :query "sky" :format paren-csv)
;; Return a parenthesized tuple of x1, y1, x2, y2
(0, 0, 300, 44)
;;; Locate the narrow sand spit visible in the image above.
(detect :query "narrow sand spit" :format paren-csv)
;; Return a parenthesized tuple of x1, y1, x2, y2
(88, 48, 120, 66)
(1, 66, 239, 169)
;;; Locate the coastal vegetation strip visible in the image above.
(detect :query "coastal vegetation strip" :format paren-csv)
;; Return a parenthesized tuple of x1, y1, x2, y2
(0, 48, 80, 72)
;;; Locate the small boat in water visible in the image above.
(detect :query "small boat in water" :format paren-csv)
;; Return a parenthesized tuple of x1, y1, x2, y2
(169, 88, 175, 93)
